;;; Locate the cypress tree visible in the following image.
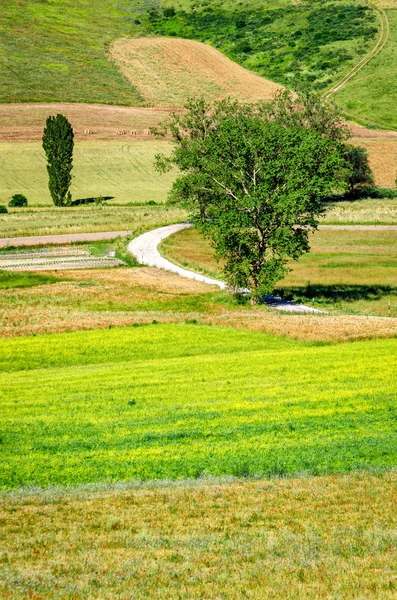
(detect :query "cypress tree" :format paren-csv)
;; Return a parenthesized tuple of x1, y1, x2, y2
(42, 114, 74, 206)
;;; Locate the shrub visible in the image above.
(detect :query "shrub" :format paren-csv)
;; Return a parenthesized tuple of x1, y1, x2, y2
(368, 187, 397, 199)
(0, 205, 8, 214)
(9, 194, 28, 207)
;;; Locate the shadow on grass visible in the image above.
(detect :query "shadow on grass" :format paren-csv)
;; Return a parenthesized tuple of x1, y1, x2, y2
(71, 196, 114, 206)
(279, 284, 397, 304)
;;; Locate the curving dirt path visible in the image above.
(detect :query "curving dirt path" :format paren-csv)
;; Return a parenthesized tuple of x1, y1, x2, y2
(127, 224, 324, 314)
(325, 6, 390, 100)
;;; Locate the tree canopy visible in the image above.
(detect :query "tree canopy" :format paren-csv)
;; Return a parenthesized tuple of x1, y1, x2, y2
(42, 114, 74, 207)
(155, 93, 352, 299)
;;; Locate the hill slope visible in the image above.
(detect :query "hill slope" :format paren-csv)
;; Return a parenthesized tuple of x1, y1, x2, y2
(0, 0, 380, 108)
(111, 38, 282, 106)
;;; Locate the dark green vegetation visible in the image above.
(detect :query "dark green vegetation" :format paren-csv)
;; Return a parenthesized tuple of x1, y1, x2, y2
(151, 1, 378, 89)
(42, 114, 74, 206)
(1, 324, 396, 489)
(0, 0, 378, 105)
(0, 270, 62, 289)
(8, 194, 28, 208)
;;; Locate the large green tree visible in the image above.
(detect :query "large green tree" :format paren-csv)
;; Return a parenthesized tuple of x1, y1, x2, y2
(42, 114, 74, 207)
(155, 95, 349, 300)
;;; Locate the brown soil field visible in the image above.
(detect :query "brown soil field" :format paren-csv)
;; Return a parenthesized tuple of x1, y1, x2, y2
(0, 103, 172, 142)
(110, 37, 282, 107)
(352, 138, 397, 187)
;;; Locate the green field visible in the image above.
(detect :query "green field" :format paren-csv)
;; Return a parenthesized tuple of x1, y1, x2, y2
(335, 9, 397, 130)
(0, 141, 175, 207)
(1, 324, 396, 490)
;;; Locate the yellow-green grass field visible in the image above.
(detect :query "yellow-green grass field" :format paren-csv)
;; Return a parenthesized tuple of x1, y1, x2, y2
(1, 324, 396, 490)
(160, 227, 397, 317)
(1, 472, 397, 599)
(0, 141, 176, 208)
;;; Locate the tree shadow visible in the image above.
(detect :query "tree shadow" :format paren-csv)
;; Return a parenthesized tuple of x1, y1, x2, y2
(71, 196, 114, 206)
(278, 284, 397, 304)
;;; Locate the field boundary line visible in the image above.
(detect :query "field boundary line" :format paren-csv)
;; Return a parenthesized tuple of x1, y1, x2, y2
(324, 6, 390, 99)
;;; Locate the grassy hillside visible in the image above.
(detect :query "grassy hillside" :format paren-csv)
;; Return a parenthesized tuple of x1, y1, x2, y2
(1, 324, 396, 489)
(0, 0, 379, 105)
(334, 9, 397, 130)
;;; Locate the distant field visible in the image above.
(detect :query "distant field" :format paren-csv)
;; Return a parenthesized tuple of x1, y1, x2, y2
(0, 205, 186, 238)
(1, 472, 397, 599)
(161, 227, 397, 316)
(1, 324, 396, 490)
(335, 9, 397, 130)
(0, 138, 396, 230)
(0, 141, 176, 208)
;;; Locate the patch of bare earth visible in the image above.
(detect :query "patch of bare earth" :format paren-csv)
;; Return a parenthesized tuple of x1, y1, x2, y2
(110, 37, 282, 107)
(352, 138, 397, 187)
(0, 103, 172, 142)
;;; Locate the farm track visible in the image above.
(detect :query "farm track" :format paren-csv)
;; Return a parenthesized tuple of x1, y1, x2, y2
(128, 224, 324, 314)
(1, 224, 396, 249)
(325, 6, 390, 99)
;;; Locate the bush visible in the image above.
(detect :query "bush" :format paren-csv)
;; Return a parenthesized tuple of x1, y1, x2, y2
(0, 205, 8, 214)
(9, 194, 28, 207)
(367, 187, 397, 199)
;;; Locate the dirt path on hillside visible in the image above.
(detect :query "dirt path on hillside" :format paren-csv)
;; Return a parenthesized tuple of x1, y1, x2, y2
(325, 7, 390, 100)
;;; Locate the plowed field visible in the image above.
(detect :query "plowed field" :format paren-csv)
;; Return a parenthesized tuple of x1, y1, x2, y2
(110, 37, 282, 107)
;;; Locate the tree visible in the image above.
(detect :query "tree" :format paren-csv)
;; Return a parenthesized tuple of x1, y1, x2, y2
(343, 145, 374, 196)
(42, 114, 74, 206)
(155, 96, 349, 300)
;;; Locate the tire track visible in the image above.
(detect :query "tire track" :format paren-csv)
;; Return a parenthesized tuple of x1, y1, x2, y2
(324, 6, 390, 100)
